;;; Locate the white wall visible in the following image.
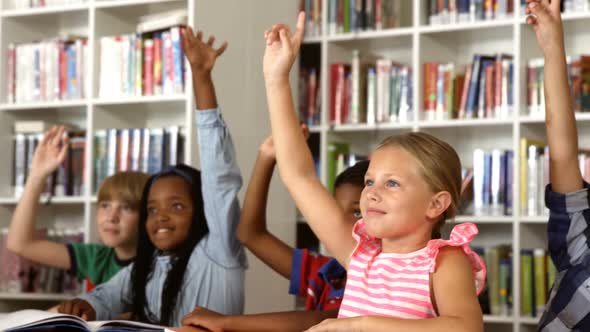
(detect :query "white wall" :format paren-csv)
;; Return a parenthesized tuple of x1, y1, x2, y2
(193, 0, 299, 314)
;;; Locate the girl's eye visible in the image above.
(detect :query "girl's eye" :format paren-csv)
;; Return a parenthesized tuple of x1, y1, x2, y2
(121, 205, 132, 212)
(353, 210, 362, 219)
(386, 180, 400, 187)
(147, 207, 157, 215)
(99, 202, 109, 209)
(364, 179, 374, 186)
(173, 203, 184, 210)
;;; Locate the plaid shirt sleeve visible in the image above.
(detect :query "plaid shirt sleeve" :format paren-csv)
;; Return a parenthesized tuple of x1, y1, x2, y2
(539, 183, 590, 332)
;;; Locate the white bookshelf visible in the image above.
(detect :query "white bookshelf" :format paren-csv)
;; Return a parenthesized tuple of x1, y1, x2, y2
(301, 1, 590, 332)
(0, 0, 300, 316)
(0, 0, 197, 311)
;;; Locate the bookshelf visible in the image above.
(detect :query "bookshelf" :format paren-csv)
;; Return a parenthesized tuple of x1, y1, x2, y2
(0, 0, 300, 315)
(298, 1, 590, 332)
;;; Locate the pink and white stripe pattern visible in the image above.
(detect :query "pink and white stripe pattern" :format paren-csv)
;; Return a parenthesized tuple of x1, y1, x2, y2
(338, 221, 486, 319)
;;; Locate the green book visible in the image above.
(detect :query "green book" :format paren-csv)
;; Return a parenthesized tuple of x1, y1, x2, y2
(521, 249, 534, 317)
(499, 258, 511, 316)
(343, 0, 350, 33)
(485, 245, 511, 316)
(534, 249, 547, 315)
(327, 142, 350, 193)
(547, 256, 557, 291)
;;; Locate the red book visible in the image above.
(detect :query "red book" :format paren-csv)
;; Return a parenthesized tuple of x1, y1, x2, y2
(375, 0, 382, 29)
(153, 35, 163, 95)
(423, 62, 438, 114)
(485, 64, 495, 118)
(458, 64, 472, 119)
(143, 39, 154, 96)
(59, 41, 67, 100)
(453, 74, 465, 118)
(330, 64, 344, 124)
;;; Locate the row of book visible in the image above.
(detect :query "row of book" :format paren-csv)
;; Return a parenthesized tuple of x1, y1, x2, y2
(428, 0, 516, 25)
(423, 54, 514, 121)
(527, 56, 590, 116)
(13, 129, 85, 198)
(94, 127, 185, 191)
(330, 50, 413, 125)
(6, 38, 88, 104)
(475, 245, 556, 317)
(301, 0, 323, 38)
(5, 0, 87, 9)
(0, 227, 83, 295)
(299, 66, 321, 126)
(98, 26, 185, 98)
(465, 149, 514, 216)
(519, 139, 590, 217)
(327, 0, 405, 35)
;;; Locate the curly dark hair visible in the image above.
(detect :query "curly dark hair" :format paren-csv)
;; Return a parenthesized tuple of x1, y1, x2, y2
(130, 164, 208, 325)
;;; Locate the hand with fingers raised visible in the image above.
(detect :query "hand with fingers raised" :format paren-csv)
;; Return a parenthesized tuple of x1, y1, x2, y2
(57, 298, 96, 321)
(29, 126, 69, 181)
(525, 0, 565, 56)
(182, 27, 228, 76)
(263, 11, 306, 85)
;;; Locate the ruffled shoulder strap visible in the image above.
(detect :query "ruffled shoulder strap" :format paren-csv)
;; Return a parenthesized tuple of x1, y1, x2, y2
(350, 219, 381, 257)
(426, 223, 486, 295)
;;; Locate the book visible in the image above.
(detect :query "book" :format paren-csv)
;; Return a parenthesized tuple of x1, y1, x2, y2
(0, 310, 170, 332)
(521, 249, 534, 317)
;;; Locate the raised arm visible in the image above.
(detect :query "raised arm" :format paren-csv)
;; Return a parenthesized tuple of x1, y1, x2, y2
(184, 28, 244, 265)
(237, 136, 293, 279)
(182, 306, 338, 332)
(262, 13, 356, 268)
(527, 0, 583, 193)
(6, 126, 71, 269)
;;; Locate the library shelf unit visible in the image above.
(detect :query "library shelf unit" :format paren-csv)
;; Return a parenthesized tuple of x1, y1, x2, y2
(298, 1, 590, 332)
(0, 0, 197, 312)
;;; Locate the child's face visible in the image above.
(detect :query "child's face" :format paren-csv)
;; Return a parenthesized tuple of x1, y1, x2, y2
(96, 199, 139, 249)
(360, 146, 435, 241)
(146, 176, 193, 252)
(334, 183, 363, 226)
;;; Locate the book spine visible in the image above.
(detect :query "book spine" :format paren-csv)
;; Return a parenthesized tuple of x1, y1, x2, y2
(135, 34, 143, 96)
(171, 27, 184, 94)
(473, 149, 486, 216)
(534, 248, 547, 316)
(143, 39, 154, 96)
(366, 66, 377, 125)
(521, 250, 534, 317)
(153, 33, 163, 95)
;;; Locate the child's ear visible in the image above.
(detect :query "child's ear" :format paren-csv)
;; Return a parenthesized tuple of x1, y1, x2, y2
(426, 191, 452, 221)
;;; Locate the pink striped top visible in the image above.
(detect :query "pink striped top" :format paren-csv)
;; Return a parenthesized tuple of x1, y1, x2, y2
(338, 221, 486, 319)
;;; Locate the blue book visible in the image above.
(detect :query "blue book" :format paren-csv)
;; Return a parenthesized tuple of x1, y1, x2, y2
(170, 27, 184, 94)
(148, 128, 165, 174)
(466, 54, 494, 118)
(483, 152, 492, 212)
(67, 44, 77, 100)
(350, 0, 357, 32)
(504, 150, 514, 215)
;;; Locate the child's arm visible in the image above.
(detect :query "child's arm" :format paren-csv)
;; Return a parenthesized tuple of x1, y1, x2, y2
(527, 0, 582, 193)
(304, 249, 482, 332)
(237, 136, 293, 278)
(263, 13, 356, 268)
(6, 126, 71, 269)
(182, 306, 338, 332)
(183, 28, 244, 265)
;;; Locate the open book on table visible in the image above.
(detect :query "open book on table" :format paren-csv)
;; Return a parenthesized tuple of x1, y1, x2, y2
(0, 309, 174, 332)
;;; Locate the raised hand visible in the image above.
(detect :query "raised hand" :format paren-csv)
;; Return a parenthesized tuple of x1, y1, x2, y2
(30, 126, 69, 180)
(525, 0, 565, 55)
(181, 306, 226, 332)
(183, 27, 228, 75)
(259, 123, 309, 160)
(57, 298, 96, 321)
(262, 12, 306, 84)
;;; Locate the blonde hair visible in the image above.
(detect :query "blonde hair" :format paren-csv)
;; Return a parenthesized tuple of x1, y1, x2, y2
(378, 132, 462, 239)
(97, 171, 150, 210)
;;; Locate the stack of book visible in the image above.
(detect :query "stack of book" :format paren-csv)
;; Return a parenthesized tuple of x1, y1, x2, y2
(300, 0, 322, 38)
(13, 121, 85, 198)
(519, 138, 590, 217)
(331, 50, 412, 125)
(4, 0, 88, 10)
(428, 0, 515, 25)
(327, 0, 405, 35)
(94, 126, 185, 192)
(299, 66, 321, 126)
(468, 149, 514, 216)
(472, 245, 555, 317)
(99, 25, 186, 98)
(0, 227, 83, 295)
(423, 54, 514, 121)
(526, 56, 590, 117)
(6, 37, 88, 104)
